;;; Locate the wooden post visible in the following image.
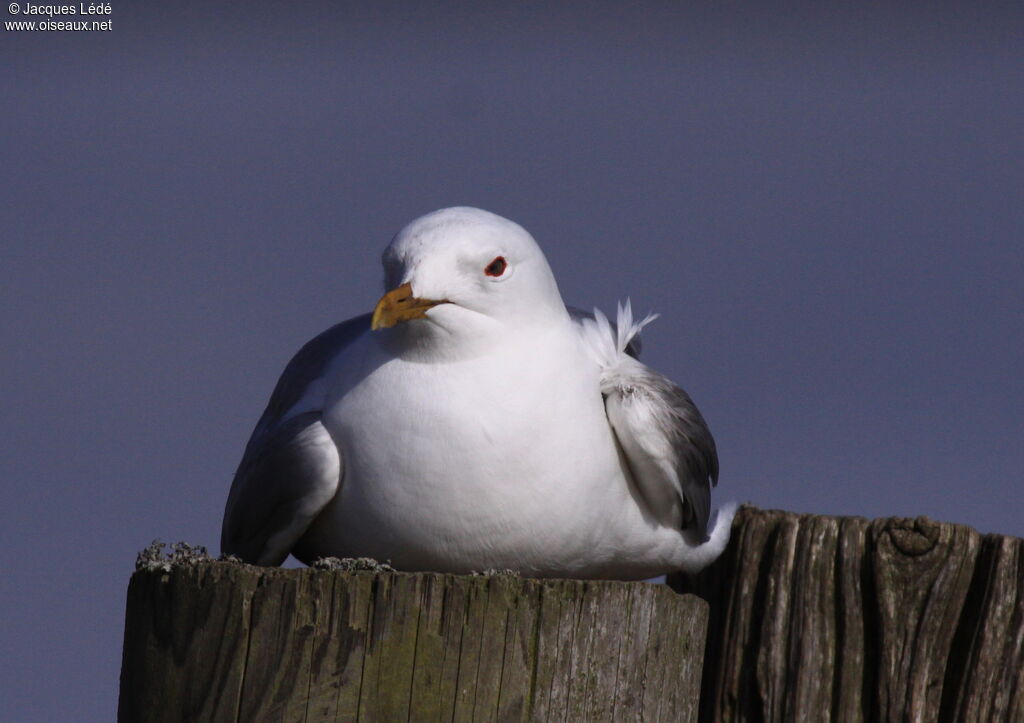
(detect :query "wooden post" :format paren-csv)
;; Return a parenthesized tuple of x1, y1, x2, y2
(119, 558, 708, 722)
(121, 507, 1024, 721)
(673, 505, 1024, 722)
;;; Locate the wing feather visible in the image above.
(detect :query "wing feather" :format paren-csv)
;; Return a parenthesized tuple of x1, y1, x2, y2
(576, 302, 719, 539)
(221, 412, 340, 565)
(221, 314, 370, 565)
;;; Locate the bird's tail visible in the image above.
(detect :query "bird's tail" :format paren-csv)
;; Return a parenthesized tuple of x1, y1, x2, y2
(675, 501, 738, 573)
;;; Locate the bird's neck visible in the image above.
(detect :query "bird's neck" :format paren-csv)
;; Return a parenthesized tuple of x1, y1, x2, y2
(374, 313, 572, 365)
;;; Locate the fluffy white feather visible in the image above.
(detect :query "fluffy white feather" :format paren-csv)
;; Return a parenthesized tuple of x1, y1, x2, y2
(579, 299, 658, 377)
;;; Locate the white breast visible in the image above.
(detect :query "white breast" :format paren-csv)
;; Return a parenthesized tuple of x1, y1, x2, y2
(299, 322, 678, 577)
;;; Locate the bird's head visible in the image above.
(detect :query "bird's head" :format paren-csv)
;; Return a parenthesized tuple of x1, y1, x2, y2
(372, 207, 567, 352)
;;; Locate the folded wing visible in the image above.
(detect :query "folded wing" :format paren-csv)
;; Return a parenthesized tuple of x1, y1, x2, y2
(576, 303, 719, 539)
(221, 413, 340, 565)
(220, 314, 369, 565)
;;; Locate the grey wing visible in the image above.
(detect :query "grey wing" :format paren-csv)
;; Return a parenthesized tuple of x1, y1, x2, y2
(603, 365, 719, 540)
(244, 314, 371, 453)
(220, 314, 370, 565)
(221, 412, 340, 565)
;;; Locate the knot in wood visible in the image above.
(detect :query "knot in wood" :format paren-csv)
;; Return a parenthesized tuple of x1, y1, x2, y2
(883, 516, 940, 556)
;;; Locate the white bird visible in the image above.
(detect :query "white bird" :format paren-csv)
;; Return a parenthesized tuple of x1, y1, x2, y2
(221, 207, 734, 579)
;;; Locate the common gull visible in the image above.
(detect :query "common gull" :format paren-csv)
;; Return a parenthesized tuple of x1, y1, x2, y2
(221, 207, 734, 579)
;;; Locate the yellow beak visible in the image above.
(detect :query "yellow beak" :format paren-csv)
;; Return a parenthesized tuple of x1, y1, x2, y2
(371, 282, 446, 330)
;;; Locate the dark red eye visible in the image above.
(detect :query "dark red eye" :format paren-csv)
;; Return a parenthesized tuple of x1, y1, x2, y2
(484, 256, 507, 277)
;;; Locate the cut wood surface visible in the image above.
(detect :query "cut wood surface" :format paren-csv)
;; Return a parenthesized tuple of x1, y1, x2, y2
(119, 560, 708, 722)
(672, 505, 1024, 722)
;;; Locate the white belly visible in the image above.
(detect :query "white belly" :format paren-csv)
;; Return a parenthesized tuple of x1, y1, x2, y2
(296, 329, 680, 578)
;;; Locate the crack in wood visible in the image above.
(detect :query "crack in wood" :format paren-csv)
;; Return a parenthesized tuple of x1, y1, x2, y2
(673, 505, 1024, 723)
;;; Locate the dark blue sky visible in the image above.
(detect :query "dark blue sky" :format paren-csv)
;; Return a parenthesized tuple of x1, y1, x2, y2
(2, 3, 1022, 719)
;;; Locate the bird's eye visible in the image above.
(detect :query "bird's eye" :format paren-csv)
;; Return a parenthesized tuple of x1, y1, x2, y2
(484, 256, 508, 277)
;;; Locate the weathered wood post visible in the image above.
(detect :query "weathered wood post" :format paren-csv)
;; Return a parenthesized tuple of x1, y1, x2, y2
(121, 508, 1024, 721)
(119, 554, 708, 722)
(673, 506, 1024, 722)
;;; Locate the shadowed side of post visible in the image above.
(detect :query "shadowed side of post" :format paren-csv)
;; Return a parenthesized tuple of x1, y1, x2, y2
(673, 505, 1024, 723)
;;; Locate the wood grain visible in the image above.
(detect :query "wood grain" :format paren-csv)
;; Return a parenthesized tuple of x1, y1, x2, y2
(673, 505, 1024, 723)
(123, 507, 1023, 721)
(119, 565, 707, 722)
